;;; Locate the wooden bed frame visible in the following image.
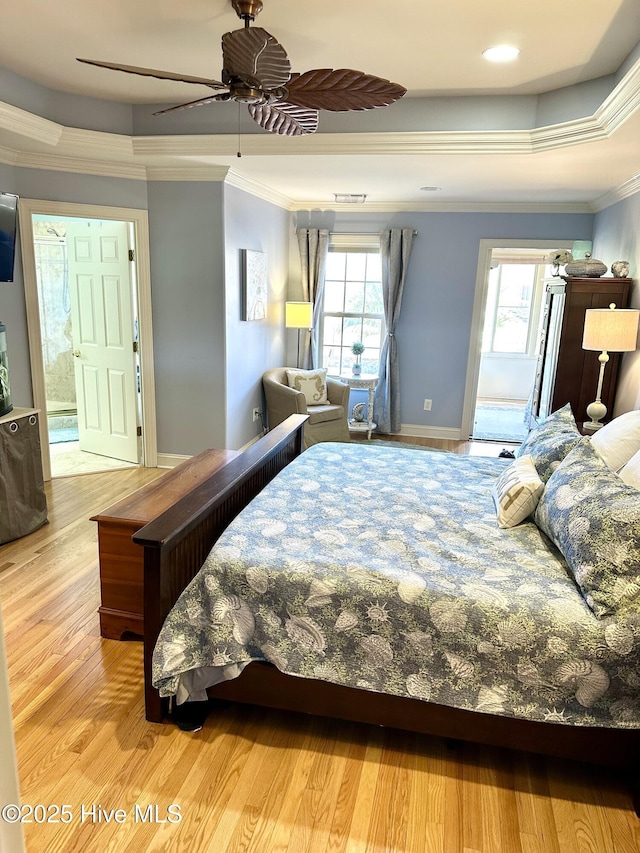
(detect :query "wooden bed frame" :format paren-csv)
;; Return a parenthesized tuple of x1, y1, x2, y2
(133, 414, 640, 810)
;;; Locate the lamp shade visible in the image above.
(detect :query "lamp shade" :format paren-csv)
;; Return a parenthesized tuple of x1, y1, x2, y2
(285, 301, 313, 329)
(582, 304, 640, 352)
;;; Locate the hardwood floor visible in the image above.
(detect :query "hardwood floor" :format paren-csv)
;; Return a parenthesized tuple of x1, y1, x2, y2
(2, 460, 640, 852)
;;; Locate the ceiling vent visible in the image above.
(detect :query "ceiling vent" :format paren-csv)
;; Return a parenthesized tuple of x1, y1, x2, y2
(334, 193, 367, 204)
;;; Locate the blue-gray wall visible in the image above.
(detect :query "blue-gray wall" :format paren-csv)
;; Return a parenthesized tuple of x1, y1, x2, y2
(593, 194, 640, 415)
(223, 184, 288, 449)
(292, 210, 594, 431)
(0, 165, 290, 458)
(0, 161, 148, 415)
(147, 181, 226, 454)
(4, 58, 639, 453)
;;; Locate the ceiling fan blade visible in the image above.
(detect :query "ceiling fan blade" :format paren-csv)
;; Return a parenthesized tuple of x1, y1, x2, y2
(152, 92, 231, 115)
(77, 58, 226, 89)
(222, 27, 290, 89)
(248, 101, 319, 136)
(285, 69, 406, 111)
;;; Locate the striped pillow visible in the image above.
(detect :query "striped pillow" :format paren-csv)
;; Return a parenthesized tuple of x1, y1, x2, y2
(492, 455, 544, 528)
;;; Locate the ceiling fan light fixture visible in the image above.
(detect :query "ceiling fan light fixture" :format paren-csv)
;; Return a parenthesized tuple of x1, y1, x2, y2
(77, 0, 407, 137)
(482, 45, 520, 63)
(334, 193, 367, 204)
(231, 83, 265, 104)
(231, 0, 264, 21)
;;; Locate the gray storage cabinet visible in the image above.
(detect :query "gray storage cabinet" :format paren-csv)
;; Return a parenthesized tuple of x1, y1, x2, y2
(0, 408, 48, 544)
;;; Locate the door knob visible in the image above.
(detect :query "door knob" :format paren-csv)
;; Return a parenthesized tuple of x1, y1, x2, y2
(73, 350, 81, 358)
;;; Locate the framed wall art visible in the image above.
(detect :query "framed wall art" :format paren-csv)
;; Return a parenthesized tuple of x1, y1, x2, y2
(241, 249, 268, 321)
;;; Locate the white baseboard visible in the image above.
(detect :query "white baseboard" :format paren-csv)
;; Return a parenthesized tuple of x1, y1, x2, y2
(156, 434, 265, 467)
(239, 431, 266, 452)
(398, 423, 464, 441)
(156, 452, 191, 469)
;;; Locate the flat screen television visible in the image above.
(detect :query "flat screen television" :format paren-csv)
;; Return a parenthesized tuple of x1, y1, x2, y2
(0, 192, 18, 283)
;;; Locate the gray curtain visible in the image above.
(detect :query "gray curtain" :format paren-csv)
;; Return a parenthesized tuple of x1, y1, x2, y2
(296, 228, 329, 368)
(373, 228, 415, 433)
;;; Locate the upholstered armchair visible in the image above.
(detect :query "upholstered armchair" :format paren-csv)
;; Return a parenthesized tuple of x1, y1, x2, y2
(262, 368, 351, 448)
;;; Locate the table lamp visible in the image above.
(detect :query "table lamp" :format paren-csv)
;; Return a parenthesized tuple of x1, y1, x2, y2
(285, 301, 313, 367)
(582, 303, 639, 431)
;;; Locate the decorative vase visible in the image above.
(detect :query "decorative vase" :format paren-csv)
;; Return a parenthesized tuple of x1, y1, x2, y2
(352, 363, 362, 376)
(611, 260, 630, 278)
(564, 252, 607, 278)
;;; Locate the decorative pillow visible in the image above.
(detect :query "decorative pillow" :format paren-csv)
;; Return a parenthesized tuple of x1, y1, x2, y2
(535, 438, 640, 618)
(619, 448, 640, 490)
(285, 368, 328, 405)
(590, 410, 640, 472)
(491, 455, 544, 529)
(516, 403, 581, 483)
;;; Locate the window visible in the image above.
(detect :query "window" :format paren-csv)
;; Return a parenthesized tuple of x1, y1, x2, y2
(482, 262, 548, 357)
(320, 241, 384, 375)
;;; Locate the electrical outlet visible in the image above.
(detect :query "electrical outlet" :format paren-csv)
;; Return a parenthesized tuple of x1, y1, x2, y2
(423, 399, 432, 411)
(252, 408, 261, 422)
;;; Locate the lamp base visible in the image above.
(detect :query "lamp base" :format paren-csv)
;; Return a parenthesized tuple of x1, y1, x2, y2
(583, 420, 604, 433)
(585, 398, 607, 432)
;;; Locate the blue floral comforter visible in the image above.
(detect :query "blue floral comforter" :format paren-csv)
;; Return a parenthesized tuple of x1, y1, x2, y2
(153, 442, 640, 728)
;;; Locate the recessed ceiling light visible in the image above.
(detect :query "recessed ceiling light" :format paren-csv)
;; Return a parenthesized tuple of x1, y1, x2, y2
(420, 186, 440, 192)
(483, 45, 520, 63)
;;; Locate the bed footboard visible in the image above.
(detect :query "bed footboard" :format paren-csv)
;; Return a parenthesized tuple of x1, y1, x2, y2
(133, 414, 307, 722)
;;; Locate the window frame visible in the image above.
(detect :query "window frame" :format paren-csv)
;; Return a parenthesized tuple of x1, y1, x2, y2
(319, 235, 385, 376)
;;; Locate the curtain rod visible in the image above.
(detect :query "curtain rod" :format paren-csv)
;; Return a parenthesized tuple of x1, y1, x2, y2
(328, 229, 419, 238)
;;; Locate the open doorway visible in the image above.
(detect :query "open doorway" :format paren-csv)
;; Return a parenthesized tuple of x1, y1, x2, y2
(473, 249, 550, 442)
(462, 240, 573, 444)
(33, 215, 140, 476)
(19, 200, 157, 480)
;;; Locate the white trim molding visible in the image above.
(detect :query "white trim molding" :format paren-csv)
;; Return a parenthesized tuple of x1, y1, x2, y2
(460, 238, 573, 442)
(291, 200, 594, 214)
(0, 56, 638, 211)
(592, 170, 640, 212)
(398, 424, 463, 441)
(224, 168, 293, 209)
(18, 198, 158, 479)
(156, 453, 191, 469)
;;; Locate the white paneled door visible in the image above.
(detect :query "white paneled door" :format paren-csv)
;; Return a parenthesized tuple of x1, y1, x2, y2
(66, 219, 139, 463)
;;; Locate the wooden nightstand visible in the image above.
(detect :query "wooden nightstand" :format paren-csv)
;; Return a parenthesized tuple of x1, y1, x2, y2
(92, 447, 239, 639)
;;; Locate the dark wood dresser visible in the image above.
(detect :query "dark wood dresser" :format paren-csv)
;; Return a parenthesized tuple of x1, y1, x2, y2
(92, 448, 239, 639)
(531, 276, 632, 430)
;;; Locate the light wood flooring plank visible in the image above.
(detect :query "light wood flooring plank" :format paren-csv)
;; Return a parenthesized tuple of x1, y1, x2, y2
(1, 461, 639, 852)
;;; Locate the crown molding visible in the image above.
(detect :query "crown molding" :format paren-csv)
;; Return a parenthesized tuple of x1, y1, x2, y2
(591, 171, 640, 212)
(58, 126, 134, 157)
(0, 100, 62, 146)
(11, 148, 147, 180)
(289, 200, 594, 213)
(596, 57, 640, 136)
(133, 129, 537, 157)
(224, 168, 293, 209)
(531, 57, 640, 152)
(145, 164, 230, 181)
(0, 144, 18, 166)
(0, 56, 637, 210)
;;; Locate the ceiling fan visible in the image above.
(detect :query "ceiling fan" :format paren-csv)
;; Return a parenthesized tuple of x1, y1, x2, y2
(77, 0, 406, 137)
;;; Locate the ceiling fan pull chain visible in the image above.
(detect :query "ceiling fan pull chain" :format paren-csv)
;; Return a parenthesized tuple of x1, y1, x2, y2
(237, 103, 242, 158)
